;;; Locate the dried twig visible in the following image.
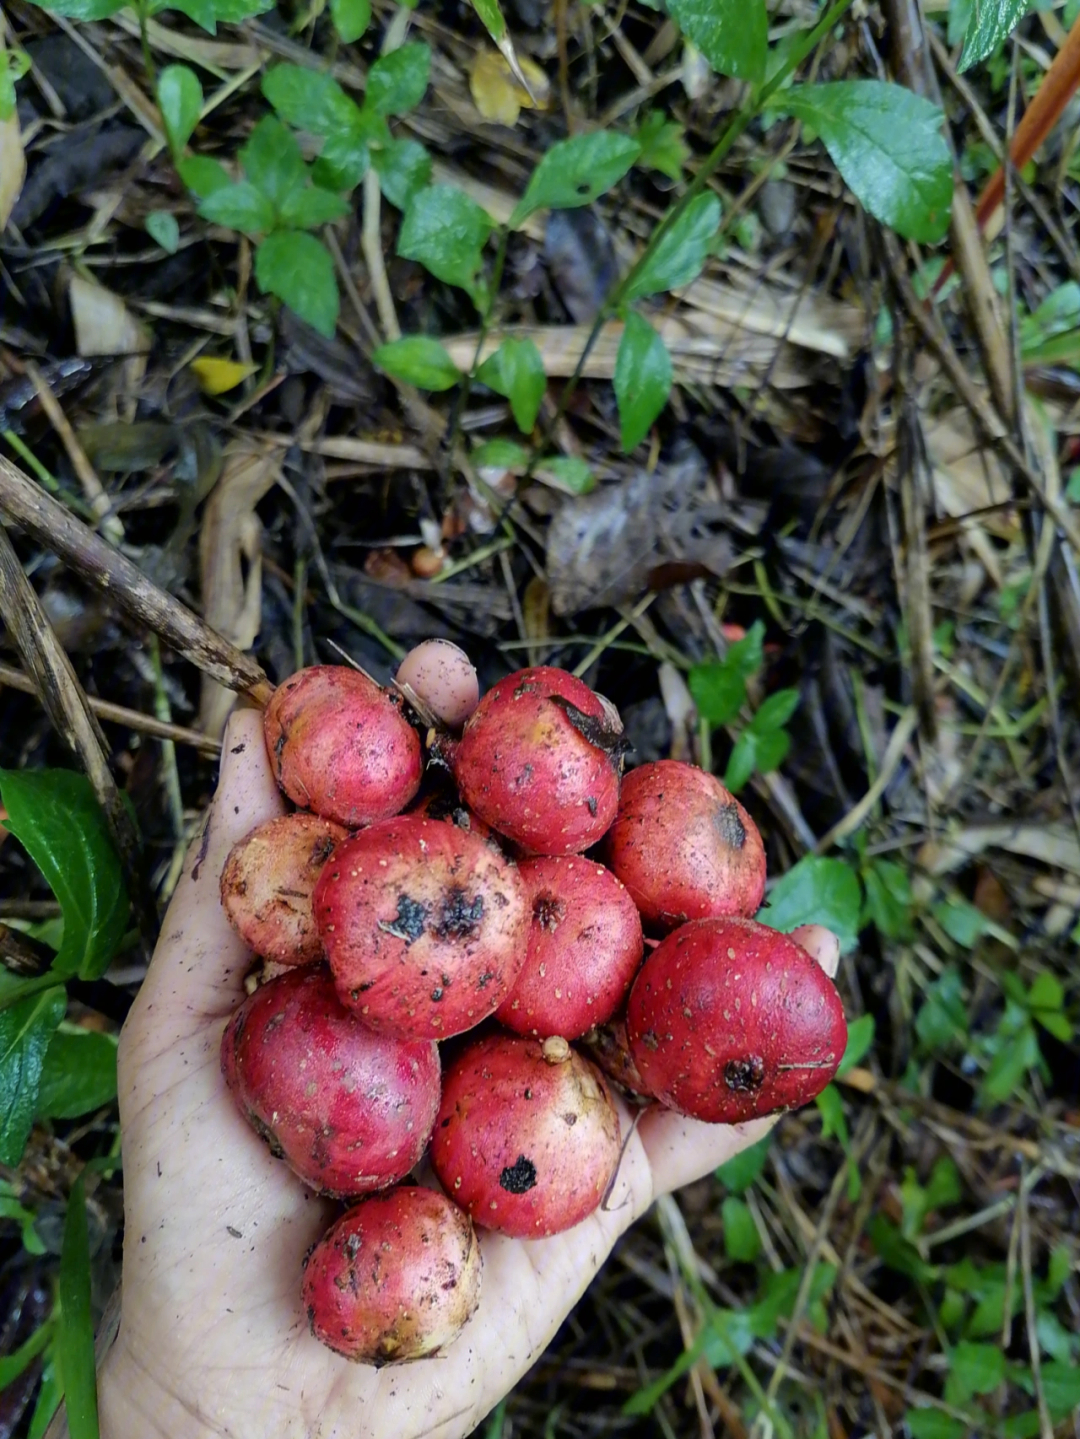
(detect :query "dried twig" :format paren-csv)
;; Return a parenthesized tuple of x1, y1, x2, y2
(0, 453, 273, 704)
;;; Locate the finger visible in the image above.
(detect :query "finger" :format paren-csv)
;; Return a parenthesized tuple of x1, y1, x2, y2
(790, 924, 840, 977)
(395, 639, 479, 728)
(133, 707, 285, 1025)
(636, 923, 842, 1195)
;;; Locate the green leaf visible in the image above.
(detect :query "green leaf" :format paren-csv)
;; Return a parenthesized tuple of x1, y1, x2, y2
(145, 210, 180, 254)
(862, 858, 913, 941)
(262, 65, 360, 136)
(36, 1029, 118, 1119)
(815, 1083, 849, 1146)
(0, 1182, 46, 1254)
(1041, 1360, 1080, 1417)
(836, 1013, 874, 1076)
(331, 0, 370, 42)
(635, 111, 689, 181)
(312, 121, 380, 191)
(398, 185, 494, 302)
(772, 81, 953, 244)
(665, 0, 767, 83)
(278, 186, 351, 229)
(239, 116, 305, 208)
(0, 770, 129, 980)
(471, 0, 506, 43)
(725, 622, 766, 679)
(1020, 282, 1080, 354)
(614, 311, 672, 452)
(0, 1320, 54, 1390)
(1027, 970, 1072, 1037)
(21, 0, 124, 18)
(197, 180, 275, 234)
(750, 728, 789, 775)
(28, 1355, 62, 1439)
(949, 1340, 1005, 1401)
(980, 1020, 1040, 1104)
(868, 1214, 937, 1283)
(510, 131, 640, 228)
(915, 965, 968, 1051)
(178, 155, 230, 198)
(624, 192, 720, 302)
(724, 732, 757, 793)
(472, 438, 529, 470)
(372, 137, 432, 210)
(904, 1413, 966, 1439)
(715, 1132, 770, 1193)
(255, 231, 339, 338)
(57, 1176, 99, 1439)
(477, 337, 546, 434)
(689, 664, 745, 727)
(148, 0, 272, 30)
(758, 855, 862, 952)
(933, 897, 988, 946)
(366, 42, 431, 117)
(959, 0, 1033, 73)
(373, 335, 461, 390)
(721, 1196, 761, 1262)
(0, 987, 66, 1167)
(536, 455, 595, 495)
(750, 688, 800, 734)
(157, 64, 202, 157)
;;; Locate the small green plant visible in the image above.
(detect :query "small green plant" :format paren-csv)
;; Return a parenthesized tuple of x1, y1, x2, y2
(688, 622, 801, 793)
(0, 769, 130, 1439)
(0, 42, 29, 121)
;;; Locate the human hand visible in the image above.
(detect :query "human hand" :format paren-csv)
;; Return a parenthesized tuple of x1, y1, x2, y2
(96, 655, 839, 1439)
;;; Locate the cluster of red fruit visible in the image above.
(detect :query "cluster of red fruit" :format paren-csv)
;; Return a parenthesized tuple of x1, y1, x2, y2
(218, 660, 847, 1366)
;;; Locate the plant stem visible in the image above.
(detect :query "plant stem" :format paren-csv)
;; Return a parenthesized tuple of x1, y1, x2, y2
(525, 0, 858, 478)
(135, 0, 155, 89)
(444, 223, 512, 463)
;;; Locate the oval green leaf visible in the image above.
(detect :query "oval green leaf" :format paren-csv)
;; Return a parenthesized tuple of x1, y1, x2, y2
(958, 0, 1033, 74)
(373, 335, 462, 390)
(255, 231, 340, 338)
(0, 769, 129, 980)
(262, 65, 361, 136)
(614, 310, 672, 451)
(772, 80, 953, 244)
(0, 984, 66, 1165)
(331, 0, 370, 42)
(624, 191, 720, 303)
(510, 131, 641, 228)
(757, 854, 862, 952)
(366, 42, 431, 117)
(36, 1029, 118, 1120)
(197, 180, 275, 235)
(397, 185, 494, 301)
(666, 0, 767, 83)
(157, 64, 202, 157)
(476, 337, 546, 434)
(145, 210, 180, 254)
(372, 137, 432, 211)
(58, 1176, 99, 1439)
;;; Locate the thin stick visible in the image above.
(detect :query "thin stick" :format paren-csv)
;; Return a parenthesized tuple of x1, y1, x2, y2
(0, 453, 273, 704)
(25, 364, 124, 546)
(0, 660, 221, 753)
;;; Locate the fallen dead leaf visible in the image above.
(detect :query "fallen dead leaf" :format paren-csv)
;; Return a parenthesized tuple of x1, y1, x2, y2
(191, 356, 259, 396)
(198, 441, 282, 740)
(469, 49, 550, 126)
(69, 274, 152, 356)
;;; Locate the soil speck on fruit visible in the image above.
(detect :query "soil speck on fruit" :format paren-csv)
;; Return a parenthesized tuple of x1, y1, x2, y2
(434, 888, 485, 940)
(724, 1056, 766, 1092)
(712, 802, 746, 849)
(379, 894, 430, 945)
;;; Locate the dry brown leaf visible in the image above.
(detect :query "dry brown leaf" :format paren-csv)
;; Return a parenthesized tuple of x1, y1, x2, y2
(198, 441, 282, 739)
(469, 49, 549, 126)
(69, 275, 152, 356)
(918, 820, 1080, 878)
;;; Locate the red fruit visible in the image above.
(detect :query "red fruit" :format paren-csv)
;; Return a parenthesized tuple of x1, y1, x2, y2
(431, 1033, 621, 1237)
(453, 666, 623, 855)
(313, 817, 529, 1040)
(302, 1187, 481, 1364)
(605, 761, 765, 930)
(264, 665, 422, 827)
(220, 966, 440, 1198)
(625, 917, 847, 1124)
(220, 813, 348, 965)
(495, 857, 643, 1039)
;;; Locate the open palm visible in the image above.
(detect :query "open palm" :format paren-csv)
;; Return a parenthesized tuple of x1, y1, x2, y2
(96, 705, 838, 1439)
